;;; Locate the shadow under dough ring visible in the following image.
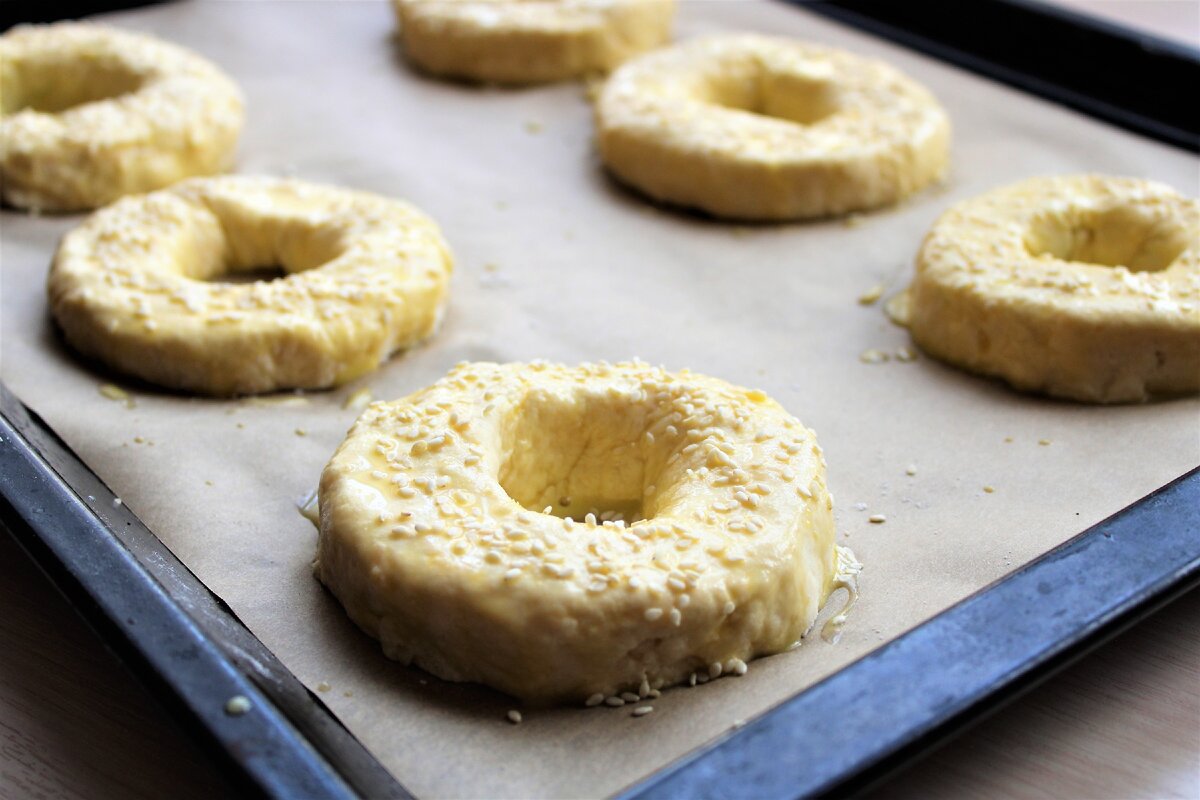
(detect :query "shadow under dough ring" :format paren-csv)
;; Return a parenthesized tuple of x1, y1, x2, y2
(595, 34, 951, 220)
(316, 360, 840, 703)
(49, 175, 454, 396)
(392, 0, 675, 84)
(0, 22, 244, 212)
(910, 174, 1200, 403)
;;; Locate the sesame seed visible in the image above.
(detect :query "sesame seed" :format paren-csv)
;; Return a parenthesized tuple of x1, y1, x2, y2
(605, 696, 626, 707)
(585, 693, 605, 707)
(868, 514, 887, 524)
(905, 464, 918, 476)
(621, 692, 640, 703)
(224, 695, 252, 716)
(723, 601, 736, 615)
(857, 284, 885, 305)
(507, 709, 522, 724)
(631, 706, 654, 717)
(983, 486, 995, 493)
(709, 662, 722, 679)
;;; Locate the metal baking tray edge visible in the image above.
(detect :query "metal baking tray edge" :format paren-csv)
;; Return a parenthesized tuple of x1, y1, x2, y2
(2, 1, 1198, 797)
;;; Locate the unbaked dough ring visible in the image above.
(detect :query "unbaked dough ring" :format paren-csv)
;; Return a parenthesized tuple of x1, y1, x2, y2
(910, 175, 1200, 403)
(0, 22, 244, 212)
(596, 34, 951, 220)
(392, 0, 675, 84)
(48, 176, 454, 396)
(316, 360, 839, 703)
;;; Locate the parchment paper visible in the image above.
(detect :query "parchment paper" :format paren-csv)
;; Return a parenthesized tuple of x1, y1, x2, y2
(2, 2, 1197, 798)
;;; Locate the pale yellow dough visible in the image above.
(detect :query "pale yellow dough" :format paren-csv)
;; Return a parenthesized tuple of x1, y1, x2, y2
(910, 175, 1200, 403)
(49, 176, 454, 396)
(316, 361, 839, 703)
(0, 22, 244, 212)
(392, 0, 675, 84)
(595, 34, 951, 220)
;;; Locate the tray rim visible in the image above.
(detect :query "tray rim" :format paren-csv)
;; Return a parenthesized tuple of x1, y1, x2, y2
(2, 1, 1199, 798)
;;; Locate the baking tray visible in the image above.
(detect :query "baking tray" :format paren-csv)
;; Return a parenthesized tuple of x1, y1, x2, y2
(2, 1, 1198, 797)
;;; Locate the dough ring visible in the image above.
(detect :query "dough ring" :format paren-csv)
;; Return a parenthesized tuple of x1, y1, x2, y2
(0, 22, 244, 212)
(596, 34, 951, 220)
(49, 175, 454, 396)
(392, 0, 675, 84)
(910, 175, 1200, 403)
(316, 360, 840, 703)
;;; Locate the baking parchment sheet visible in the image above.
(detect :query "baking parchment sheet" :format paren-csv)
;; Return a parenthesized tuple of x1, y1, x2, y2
(2, 1, 1198, 797)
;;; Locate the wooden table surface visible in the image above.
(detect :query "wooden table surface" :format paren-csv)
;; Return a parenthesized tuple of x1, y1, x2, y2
(2, 2, 1198, 799)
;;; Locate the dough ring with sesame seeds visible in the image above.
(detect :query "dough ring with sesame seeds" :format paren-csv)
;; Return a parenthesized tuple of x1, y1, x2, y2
(0, 22, 244, 212)
(48, 175, 454, 396)
(909, 175, 1200, 403)
(595, 34, 951, 220)
(315, 360, 843, 704)
(392, 0, 675, 84)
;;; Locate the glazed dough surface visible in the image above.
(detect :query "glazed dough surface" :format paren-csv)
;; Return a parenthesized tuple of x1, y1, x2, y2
(595, 33, 950, 220)
(316, 361, 839, 703)
(49, 176, 453, 396)
(910, 174, 1200, 403)
(0, 22, 243, 211)
(393, 0, 675, 84)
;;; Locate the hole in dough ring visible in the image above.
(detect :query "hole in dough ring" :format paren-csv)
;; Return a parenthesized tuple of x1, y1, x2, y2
(315, 360, 839, 704)
(909, 174, 1200, 403)
(595, 33, 951, 220)
(392, 0, 675, 84)
(0, 22, 244, 212)
(48, 175, 455, 396)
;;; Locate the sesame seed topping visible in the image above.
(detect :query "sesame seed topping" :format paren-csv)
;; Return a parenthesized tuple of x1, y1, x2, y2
(507, 709, 522, 724)
(632, 706, 654, 717)
(857, 284, 885, 305)
(224, 695, 252, 716)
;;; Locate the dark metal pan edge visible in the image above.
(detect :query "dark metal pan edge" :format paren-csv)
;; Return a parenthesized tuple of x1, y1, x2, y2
(0, 383, 410, 799)
(619, 466, 1200, 799)
(798, 0, 1200, 153)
